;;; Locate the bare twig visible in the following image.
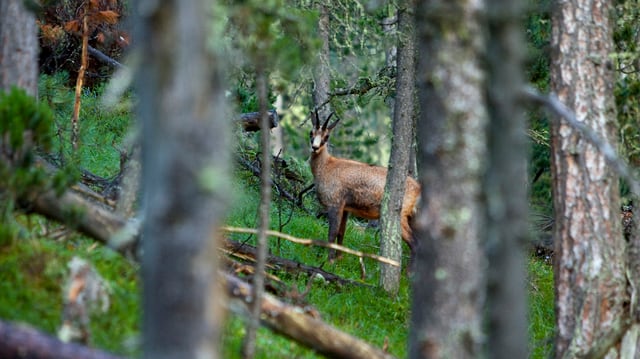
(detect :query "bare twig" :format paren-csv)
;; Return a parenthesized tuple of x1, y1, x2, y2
(235, 154, 313, 215)
(71, 7, 89, 151)
(220, 226, 401, 267)
(222, 238, 372, 287)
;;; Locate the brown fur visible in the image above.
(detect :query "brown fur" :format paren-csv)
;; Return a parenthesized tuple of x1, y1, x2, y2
(309, 112, 421, 263)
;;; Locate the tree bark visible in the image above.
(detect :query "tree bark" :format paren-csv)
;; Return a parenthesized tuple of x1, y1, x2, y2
(313, 2, 333, 118)
(410, 1, 488, 358)
(134, 0, 230, 358)
(484, 0, 528, 357)
(550, 0, 629, 357)
(242, 61, 272, 359)
(380, 0, 416, 294)
(0, 0, 38, 95)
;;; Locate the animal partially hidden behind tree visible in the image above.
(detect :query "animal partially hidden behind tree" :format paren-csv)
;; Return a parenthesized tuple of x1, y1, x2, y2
(308, 110, 421, 267)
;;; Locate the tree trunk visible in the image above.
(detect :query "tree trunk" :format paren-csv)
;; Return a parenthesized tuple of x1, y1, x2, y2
(380, 0, 416, 294)
(0, 0, 38, 95)
(313, 2, 332, 118)
(410, 1, 487, 358)
(550, 0, 630, 357)
(484, 0, 528, 357)
(134, 1, 230, 358)
(242, 61, 272, 359)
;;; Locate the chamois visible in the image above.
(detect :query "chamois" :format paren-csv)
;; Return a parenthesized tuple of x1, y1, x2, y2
(309, 110, 421, 264)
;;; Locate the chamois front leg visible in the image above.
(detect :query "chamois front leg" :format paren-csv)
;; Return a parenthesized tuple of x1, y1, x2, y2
(334, 211, 349, 261)
(326, 204, 345, 263)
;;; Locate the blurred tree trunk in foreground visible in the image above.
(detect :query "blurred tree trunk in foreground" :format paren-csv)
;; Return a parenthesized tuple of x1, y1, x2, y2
(0, 0, 38, 95)
(134, 1, 231, 358)
(410, 0, 488, 357)
(484, 0, 529, 357)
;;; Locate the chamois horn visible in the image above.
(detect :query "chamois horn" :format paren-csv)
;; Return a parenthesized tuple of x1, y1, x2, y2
(312, 109, 320, 128)
(322, 112, 340, 130)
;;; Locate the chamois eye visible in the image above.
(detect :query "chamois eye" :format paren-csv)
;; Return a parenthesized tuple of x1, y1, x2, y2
(309, 131, 313, 139)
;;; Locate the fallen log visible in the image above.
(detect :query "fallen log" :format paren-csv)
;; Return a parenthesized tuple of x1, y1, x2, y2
(222, 273, 396, 359)
(18, 186, 139, 257)
(0, 320, 124, 359)
(238, 109, 279, 131)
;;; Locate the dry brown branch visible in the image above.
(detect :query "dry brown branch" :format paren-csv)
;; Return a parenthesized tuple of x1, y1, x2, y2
(521, 86, 640, 196)
(222, 238, 372, 287)
(71, 7, 89, 150)
(221, 226, 400, 267)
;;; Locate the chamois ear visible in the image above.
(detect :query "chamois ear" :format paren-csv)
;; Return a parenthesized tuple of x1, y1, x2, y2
(322, 112, 335, 130)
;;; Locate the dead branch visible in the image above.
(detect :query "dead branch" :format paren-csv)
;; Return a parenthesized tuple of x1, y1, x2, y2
(521, 86, 640, 196)
(0, 320, 124, 359)
(19, 187, 139, 257)
(88, 45, 124, 69)
(222, 273, 397, 359)
(221, 226, 400, 267)
(222, 238, 372, 287)
(314, 66, 395, 111)
(297, 183, 315, 206)
(235, 154, 314, 216)
(238, 109, 279, 131)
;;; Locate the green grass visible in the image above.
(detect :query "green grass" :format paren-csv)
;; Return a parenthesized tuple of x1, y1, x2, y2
(0, 78, 556, 358)
(0, 224, 140, 356)
(528, 257, 555, 358)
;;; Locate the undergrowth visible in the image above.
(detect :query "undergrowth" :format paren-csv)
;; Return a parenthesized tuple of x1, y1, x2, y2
(0, 78, 556, 358)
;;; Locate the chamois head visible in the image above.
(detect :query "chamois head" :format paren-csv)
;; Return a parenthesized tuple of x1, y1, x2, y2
(310, 110, 340, 154)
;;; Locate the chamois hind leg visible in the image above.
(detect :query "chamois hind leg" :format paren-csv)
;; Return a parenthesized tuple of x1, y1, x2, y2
(326, 204, 345, 263)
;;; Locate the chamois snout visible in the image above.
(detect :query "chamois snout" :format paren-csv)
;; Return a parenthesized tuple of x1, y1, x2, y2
(310, 132, 323, 153)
